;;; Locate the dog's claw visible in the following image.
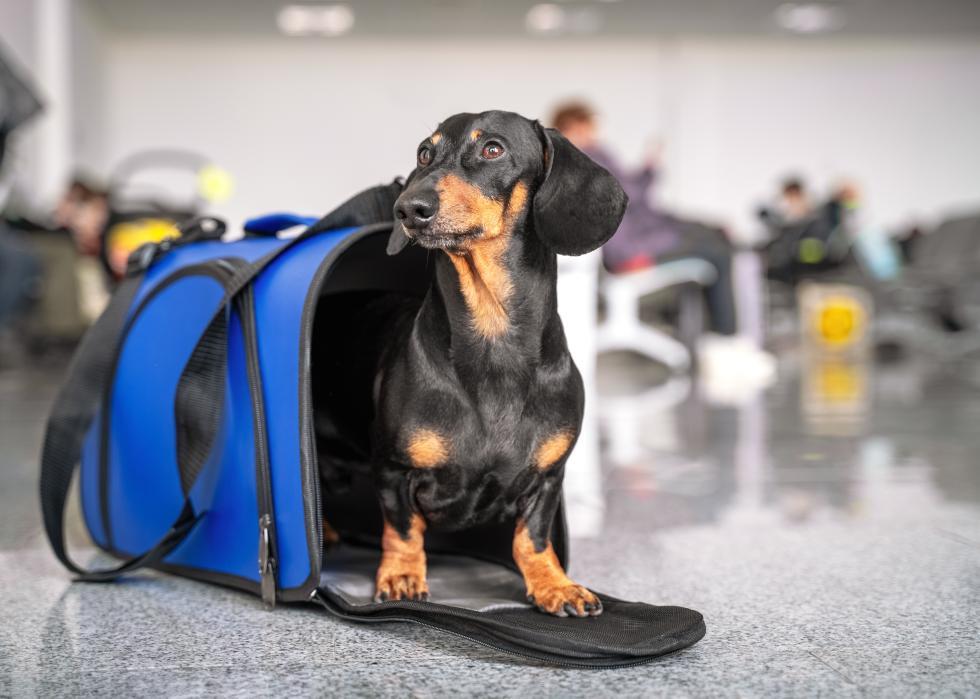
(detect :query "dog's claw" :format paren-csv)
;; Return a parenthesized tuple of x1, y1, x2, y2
(375, 573, 429, 603)
(527, 583, 602, 618)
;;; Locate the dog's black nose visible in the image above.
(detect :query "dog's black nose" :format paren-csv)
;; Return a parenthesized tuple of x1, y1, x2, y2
(395, 194, 438, 229)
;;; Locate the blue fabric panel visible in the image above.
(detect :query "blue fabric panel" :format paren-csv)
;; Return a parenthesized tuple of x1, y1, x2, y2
(78, 235, 285, 548)
(79, 224, 361, 593)
(251, 226, 357, 590)
(165, 307, 260, 581)
(134, 236, 287, 305)
(243, 213, 318, 236)
(107, 275, 228, 557)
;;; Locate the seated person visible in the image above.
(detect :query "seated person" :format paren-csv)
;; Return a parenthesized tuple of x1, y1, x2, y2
(0, 220, 40, 365)
(551, 102, 772, 375)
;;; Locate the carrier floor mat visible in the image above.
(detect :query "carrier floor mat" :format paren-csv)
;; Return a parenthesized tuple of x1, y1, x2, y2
(315, 545, 705, 668)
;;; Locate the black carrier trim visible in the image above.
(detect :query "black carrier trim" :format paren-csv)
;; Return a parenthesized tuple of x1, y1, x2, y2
(285, 222, 396, 603)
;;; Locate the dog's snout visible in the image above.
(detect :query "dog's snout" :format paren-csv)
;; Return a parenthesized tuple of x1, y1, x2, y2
(395, 194, 438, 229)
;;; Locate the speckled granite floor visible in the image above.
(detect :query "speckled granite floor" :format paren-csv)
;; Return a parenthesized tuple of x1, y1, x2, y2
(2, 351, 979, 697)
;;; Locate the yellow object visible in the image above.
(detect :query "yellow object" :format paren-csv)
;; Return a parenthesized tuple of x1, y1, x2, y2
(106, 218, 181, 275)
(197, 164, 235, 202)
(108, 218, 180, 254)
(814, 296, 865, 347)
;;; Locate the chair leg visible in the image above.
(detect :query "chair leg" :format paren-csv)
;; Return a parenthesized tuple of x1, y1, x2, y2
(597, 319, 692, 371)
(677, 283, 705, 359)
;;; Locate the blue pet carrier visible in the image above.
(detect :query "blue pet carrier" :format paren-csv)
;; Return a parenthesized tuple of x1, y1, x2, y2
(40, 183, 705, 667)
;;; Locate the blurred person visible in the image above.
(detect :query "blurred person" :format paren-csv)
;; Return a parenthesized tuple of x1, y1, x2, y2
(51, 177, 111, 320)
(777, 177, 812, 223)
(53, 178, 110, 258)
(0, 222, 40, 364)
(551, 102, 773, 376)
(760, 178, 859, 283)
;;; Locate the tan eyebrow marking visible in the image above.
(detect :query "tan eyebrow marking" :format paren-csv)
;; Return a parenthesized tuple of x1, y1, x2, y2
(430, 132, 442, 144)
(470, 129, 482, 141)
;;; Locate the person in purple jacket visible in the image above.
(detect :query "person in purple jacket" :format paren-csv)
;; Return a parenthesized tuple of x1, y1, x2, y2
(551, 102, 774, 381)
(552, 102, 736, 335)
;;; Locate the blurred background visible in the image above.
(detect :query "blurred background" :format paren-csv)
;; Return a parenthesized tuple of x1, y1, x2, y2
(2, 1, 980, 694)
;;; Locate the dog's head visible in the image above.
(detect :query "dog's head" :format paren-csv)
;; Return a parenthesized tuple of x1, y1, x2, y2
(388, 110, 627, 257)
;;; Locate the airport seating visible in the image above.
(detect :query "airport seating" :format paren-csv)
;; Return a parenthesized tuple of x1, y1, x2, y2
(596, 259, 717, 371)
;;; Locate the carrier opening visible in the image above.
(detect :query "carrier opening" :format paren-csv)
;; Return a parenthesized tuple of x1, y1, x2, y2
(308, 228, 551, 601)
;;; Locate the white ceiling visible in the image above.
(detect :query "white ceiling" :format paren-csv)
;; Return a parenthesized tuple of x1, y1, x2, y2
(86, 0, 980, 38)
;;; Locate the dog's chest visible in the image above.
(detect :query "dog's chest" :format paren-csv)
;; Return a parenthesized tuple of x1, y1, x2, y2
(403, 392, 577, 528)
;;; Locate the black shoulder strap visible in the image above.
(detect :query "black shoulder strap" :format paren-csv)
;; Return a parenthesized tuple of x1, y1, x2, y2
(38, 274, 207, 581)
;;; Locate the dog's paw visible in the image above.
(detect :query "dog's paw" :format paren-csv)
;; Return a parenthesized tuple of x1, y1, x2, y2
(528, 583, 602, 618)
(374, 572, 430, 603)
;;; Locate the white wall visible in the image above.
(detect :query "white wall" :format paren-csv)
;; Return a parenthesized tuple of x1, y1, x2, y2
(101, 37, 663, 227)
(659, 39, 980, 237)
(70, 0, 108, 177)
(91, 35, 980, 235)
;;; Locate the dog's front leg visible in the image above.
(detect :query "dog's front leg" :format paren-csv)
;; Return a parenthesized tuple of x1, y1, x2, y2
(513, 472, 602, 617)
(374, 473, 429, 602)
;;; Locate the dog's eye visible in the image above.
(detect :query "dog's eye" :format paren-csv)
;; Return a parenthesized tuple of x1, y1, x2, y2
(481, 141, 505, 160)
(417, 147, 432, 167)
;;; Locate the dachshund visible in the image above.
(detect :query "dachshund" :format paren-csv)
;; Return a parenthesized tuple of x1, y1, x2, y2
(320, 110, 626, 617)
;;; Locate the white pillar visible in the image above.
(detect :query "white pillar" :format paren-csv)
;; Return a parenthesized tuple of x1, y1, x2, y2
(556, 250, 604, 539)
(34, 0, 72, 206)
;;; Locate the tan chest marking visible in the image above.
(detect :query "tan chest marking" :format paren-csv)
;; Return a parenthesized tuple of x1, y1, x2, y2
(406, 429, 449, 468)
(440, 178, 529, 339)
(534, 431, 573, 470)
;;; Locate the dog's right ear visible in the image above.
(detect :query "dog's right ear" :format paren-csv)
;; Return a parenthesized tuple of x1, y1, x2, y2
(387, 168, 418, 256)
(532, 124, 627, 256)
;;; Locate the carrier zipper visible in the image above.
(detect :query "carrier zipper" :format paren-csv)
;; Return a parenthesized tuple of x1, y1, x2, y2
(238, 284, 279, 609)
(258, 514, 276, 608)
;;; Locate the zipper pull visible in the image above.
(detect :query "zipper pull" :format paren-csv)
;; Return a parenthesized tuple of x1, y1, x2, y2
(258, 514, 277, 610)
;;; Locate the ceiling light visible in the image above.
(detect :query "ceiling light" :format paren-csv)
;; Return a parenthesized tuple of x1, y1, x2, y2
(774, 3, 844, 34)
(277, 4, 355, 37)
(526, 4, 567, 35)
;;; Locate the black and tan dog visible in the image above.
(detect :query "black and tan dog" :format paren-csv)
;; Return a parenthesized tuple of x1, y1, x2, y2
(322, 110, 626, 617)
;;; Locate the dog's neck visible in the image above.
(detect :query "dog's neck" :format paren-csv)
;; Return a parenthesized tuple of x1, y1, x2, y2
(415, 224, 567, 388)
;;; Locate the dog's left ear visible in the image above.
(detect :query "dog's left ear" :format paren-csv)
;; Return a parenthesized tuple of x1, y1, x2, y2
(532, 125, 628, 256)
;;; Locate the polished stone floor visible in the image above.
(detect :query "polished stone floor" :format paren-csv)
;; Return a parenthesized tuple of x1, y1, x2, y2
(1, 347, 979, 697)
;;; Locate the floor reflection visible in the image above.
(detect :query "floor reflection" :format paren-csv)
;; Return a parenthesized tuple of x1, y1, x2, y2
(590, 350, 980, 538)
